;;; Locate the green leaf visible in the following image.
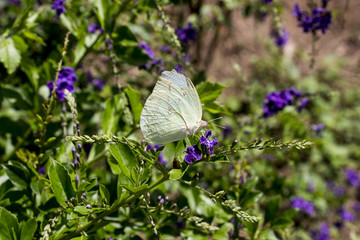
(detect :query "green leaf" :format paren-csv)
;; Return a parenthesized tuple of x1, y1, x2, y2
(196, 81, 226, 103)
(102, 94, 124, 135)
(114, 45, 151, 65)
(79, 178, 97, 193)
(107, 155, 121, 175)
(99, 184, 110, 204)
(204, 102, 230, 115)
(73, 206, 92, 215)
(243, 221, 259, 240)
(175, 139, 187, 162)
(108, 143, 138, 180)
(0, 84, 32, 110)
(48, 158, 76, 205)
(123, 184, 149, 197)
(94, 0, 109, 29)
(169, 169, 186, 180)
(264, 195, 281, 225)
(30, 179, 46, 195)
(0, 207, 19, 240)
(210, 155, 230, 163)
(0, 37, 21, 74)
(124, 85, 143, 125)
(21, 58, 39, 89)
(22, 30, 45, 46)
(271, 218, 294, 229)
(12, 35, 28, 54)
(4, 161, 30, 189)
(113, 25, 138, 46)
(20, 219, 37, 240)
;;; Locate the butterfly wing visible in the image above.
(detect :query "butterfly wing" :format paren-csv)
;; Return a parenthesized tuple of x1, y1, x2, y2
(140, 70, 202, 145)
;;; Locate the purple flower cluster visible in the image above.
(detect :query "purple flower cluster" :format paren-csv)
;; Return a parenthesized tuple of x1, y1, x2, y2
(290, 197, 315, 215)
(184, 144, 202, 164)
(138, 41, 163, 70)
(326, 181, 345, 196)
(263, 88, 308, 118)
(200, 130, 218, 156)
(176, 23, 196, 44)
(311, 223, 330, 240)
(51, 0, 66, 17)
(87, 72, 105, 91)
(146, 144, 167, 166)
(9, 0, 21, 5)
(47, 66, 78, 101)
(39, 166, 46, 175)
(311, 123, 325, 136)
(271, 28, 289, 48)
(88, 24, 103, 34)
(345, 169, 359, 187)
(293, 1, 332, 34)
(184, 130, 218, 164)
(339, 207, 355, 222)
(262, 0, 272, 4)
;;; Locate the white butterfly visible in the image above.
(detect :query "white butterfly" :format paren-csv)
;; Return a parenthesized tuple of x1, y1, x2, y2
(140, 69, 208, 145)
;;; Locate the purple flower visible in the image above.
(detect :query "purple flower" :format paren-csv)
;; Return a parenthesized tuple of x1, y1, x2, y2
(293, 3, 332, 34)
(222, 125, 233, 138)
(312, 223, 330, 240)
(339, 207, 354, 221)
(200, 130, 218, 156)
(174, 64, 183, 73)
(58, 66, 78, 83)
(46, 66, 78, 101)
(91, 79, 105, 91)
(88, 24, 97, 33)
(39, 166, 46, 175)
(263, 88, 303, 118)
(105, 38, 113, 50)
(182, 54, 190, 63)
(9, 0, 21, 5)
(353, 202, 360, 212)
(160, 45, 171, 53)
(86, 204, 91, 209)
(51, 0, 66, 17)
(297, 97, 309, 112)
(138, 41, 163, 70)
(290, 197, 315, 216)
(176, 23, 196, 44)
(333, 186, 345, 196)
(139, 41, 155, 59)
(311, 123, 325, 136)
(345, 169, 359, 187)
(262, 0, 272, 4)
(184, 145, 202, 164)
(75, 174, 79, 184)
(271, 28, 289, 48)
(146, 144, 167, 166)
(88, 24, 103, 34)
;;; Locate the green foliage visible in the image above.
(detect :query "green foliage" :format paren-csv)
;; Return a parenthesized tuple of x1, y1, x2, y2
(0, 37, 21, 74)
(48, 158, 76, 205)
(0, 0, 359, 239)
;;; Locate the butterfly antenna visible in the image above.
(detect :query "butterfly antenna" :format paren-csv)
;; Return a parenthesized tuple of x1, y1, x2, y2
(210, 123, 226, 129)
(208, 117, 222, 123)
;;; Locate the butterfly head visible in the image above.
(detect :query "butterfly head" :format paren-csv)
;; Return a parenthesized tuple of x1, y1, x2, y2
(199, 120, 208, 129)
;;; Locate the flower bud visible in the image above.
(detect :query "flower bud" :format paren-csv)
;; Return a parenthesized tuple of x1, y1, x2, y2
(231, 140, 238, 149)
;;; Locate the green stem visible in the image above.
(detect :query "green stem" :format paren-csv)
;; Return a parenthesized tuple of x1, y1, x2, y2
(60, 174, 169, 240)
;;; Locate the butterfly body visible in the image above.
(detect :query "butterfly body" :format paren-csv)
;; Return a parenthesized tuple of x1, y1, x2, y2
(140, 70, 207, 145)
